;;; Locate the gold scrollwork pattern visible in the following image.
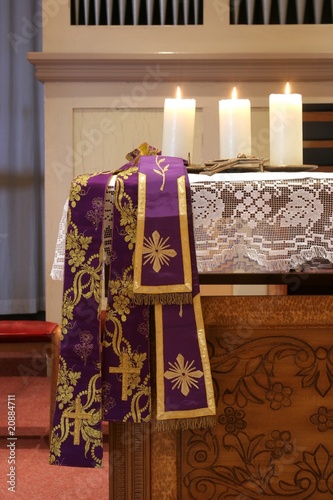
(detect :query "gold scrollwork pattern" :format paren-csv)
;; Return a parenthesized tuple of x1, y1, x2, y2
(50, 356, 103, 466)
(103, 167, 151, 423)
(61, 174, 106, 339)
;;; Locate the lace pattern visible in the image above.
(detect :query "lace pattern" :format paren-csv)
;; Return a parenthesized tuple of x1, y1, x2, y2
(191, 176, 333, 273)
(52, 173, 333, 279)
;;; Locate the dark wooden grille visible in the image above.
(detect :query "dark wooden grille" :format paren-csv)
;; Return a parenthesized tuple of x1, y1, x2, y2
(230, 0, 333, 24)
(70, 0, 203, 25)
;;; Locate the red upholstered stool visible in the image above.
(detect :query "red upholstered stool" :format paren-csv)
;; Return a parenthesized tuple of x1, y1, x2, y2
(0, 320, 61, 432)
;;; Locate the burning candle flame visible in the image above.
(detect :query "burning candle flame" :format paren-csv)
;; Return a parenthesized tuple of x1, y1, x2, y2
(176, 86, 181, 99)
(232, 87, 237, 99)
(285, 82, 291, 94)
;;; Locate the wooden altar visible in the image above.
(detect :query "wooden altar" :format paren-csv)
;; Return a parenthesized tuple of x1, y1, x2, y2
(27, 2, 333, 497)
(110, 292, 333, 499)
(51, 172, 333, 498)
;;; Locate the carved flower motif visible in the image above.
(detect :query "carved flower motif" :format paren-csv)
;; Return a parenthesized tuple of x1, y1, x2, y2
(266, 382, 292, 410)
(298, 346, 333, 397)
(310, 406, 333, 432)
(265, 430, 294, 460)
(219, 406, 247, 434)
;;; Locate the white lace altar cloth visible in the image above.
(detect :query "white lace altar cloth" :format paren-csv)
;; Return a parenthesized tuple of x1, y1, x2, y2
(51, 172, 333, 280)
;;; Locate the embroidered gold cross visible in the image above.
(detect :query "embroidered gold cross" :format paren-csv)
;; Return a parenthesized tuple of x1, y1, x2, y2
(63, 396, 92, 445)
(109, 352, 141, 401)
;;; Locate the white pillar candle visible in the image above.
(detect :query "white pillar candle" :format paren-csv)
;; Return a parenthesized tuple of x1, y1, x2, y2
(269, 83, 303, 165)
(219, 87, 252, 159)
(162, 87, 196, 161)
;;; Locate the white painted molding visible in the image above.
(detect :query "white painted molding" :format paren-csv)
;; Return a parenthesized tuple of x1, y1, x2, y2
(27, 52, 333, 83)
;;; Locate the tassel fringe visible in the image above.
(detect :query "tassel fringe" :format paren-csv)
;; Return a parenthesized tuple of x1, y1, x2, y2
(155, 415, 216, 432)
(133, 292, 193, 306)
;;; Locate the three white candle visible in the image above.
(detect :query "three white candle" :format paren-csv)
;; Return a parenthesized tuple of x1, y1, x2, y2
(162, 86, 196, 161)
(219, 87, 252, 159)
(269, 83, 303, 165)
(161, 84, 303, 166)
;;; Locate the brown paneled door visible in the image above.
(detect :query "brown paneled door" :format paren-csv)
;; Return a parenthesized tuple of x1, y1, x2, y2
(110, 295, 333, 499)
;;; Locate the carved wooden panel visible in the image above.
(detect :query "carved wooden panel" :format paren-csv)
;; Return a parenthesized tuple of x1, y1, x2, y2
(109, 295, 333, 499)
(109, 421, 151, 499)
(180, 296, 333, 499)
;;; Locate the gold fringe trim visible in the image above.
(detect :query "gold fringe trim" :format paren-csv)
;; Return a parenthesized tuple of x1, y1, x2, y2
(133, 292, 193, 306)
(155, 415, 216, 432)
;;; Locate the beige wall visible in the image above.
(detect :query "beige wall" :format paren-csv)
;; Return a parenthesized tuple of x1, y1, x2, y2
(43, 0, 333, 54)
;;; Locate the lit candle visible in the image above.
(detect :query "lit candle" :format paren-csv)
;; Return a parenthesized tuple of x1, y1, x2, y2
(162, 86, 196, 161)
(269, 83, 303, 165)
(219, 87, 252, 159)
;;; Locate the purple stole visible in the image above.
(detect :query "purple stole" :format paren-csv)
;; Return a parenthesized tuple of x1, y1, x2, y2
(133, 156, 215, 426)
(49, 171, 112, 468)
(50, 157, 215, 469)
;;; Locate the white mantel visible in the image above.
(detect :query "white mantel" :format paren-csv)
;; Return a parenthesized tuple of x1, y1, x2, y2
(28, 51, 333, 83)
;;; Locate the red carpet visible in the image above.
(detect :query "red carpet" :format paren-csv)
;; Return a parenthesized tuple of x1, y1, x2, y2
(0, 376, 109, 499)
